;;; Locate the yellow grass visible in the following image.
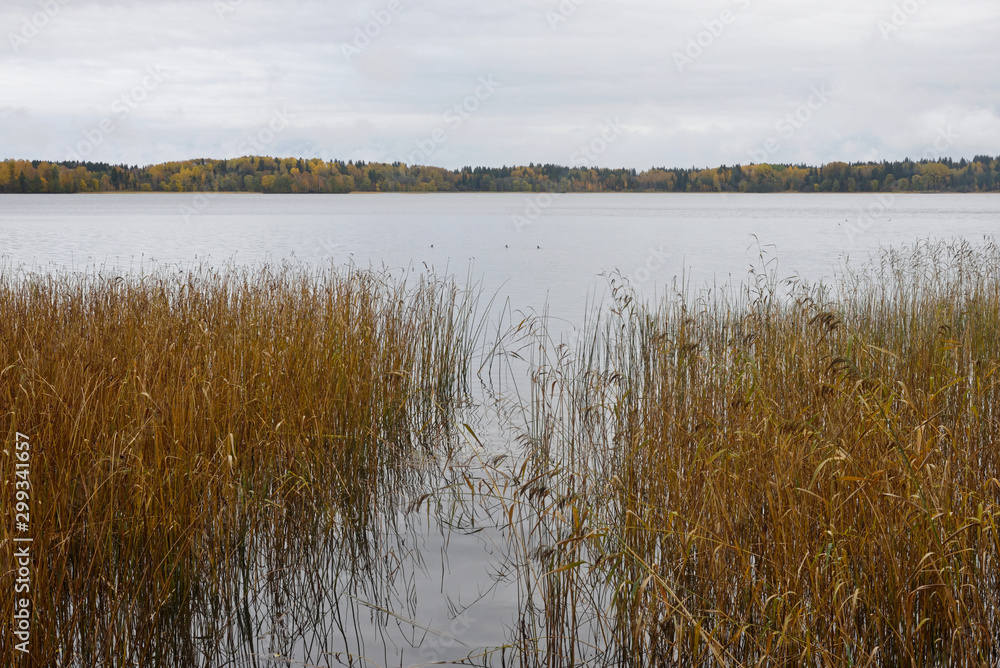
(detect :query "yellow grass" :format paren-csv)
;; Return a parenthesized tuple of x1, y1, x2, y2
(517, 240, 1000, 666)
(4, 240, 1000, 666)
(0, 262, 475, 666)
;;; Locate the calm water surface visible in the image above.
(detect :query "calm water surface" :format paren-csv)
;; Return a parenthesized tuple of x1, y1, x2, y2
(2, 193, 998, 665)
(3, 193, 998, 328)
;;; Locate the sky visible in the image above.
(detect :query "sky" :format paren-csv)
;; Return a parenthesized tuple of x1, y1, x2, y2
(1, 0, 998, 170)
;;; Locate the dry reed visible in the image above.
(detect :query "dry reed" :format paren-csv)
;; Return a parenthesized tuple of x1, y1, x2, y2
(513, 240, 1000, 667)
(5, 239, 1000, 666)
(0, 262, 475, 666)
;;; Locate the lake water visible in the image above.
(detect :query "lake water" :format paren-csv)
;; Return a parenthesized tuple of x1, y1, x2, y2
(3, 193, 998, 332)
(3, 192, 998, 666)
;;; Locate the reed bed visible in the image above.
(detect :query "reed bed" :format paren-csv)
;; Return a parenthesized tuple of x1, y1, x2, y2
(512, 240, 1000, 666)
(4, 240, 1000, 667)
(0, 262, 477, 667)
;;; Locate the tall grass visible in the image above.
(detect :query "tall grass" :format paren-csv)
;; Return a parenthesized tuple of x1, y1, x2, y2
(513, 240, 1000, 666)
(0, 262, 476, 666)
(4, 240, 1000, 666)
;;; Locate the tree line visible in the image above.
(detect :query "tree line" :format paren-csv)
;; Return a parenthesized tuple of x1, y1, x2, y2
(1, 155, 998, 194)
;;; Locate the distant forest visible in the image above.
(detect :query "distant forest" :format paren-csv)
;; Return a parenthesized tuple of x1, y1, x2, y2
(2, 155, 999, 194)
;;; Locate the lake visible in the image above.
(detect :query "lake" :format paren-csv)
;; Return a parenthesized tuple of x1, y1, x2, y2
(3, 193, 998, 332)
(2, 192, 998, 666)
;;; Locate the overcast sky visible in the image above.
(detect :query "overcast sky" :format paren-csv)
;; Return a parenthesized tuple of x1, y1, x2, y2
(1, 0, 998, 169)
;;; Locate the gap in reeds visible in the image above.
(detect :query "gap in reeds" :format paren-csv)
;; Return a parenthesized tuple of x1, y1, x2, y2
(4, 239, 1000, 666)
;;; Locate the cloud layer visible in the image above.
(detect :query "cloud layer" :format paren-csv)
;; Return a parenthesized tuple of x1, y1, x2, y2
(2, 0, 998, 169)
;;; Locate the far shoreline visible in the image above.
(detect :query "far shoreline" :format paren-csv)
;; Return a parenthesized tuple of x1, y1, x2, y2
(1, 189, 994, 196)
(3, 156, 997, 195)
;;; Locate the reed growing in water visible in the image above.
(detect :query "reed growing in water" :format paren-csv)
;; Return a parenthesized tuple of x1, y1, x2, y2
(516, 240, 1000, 666)
(4, 239, 1000, 666)
(0, 262, 477, 666)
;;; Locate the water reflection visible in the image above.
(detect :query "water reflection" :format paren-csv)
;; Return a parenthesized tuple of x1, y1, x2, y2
(185, 449, 525, 667)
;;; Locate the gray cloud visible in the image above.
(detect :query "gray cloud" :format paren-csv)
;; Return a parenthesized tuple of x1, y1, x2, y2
(2, 0, 997, 168)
